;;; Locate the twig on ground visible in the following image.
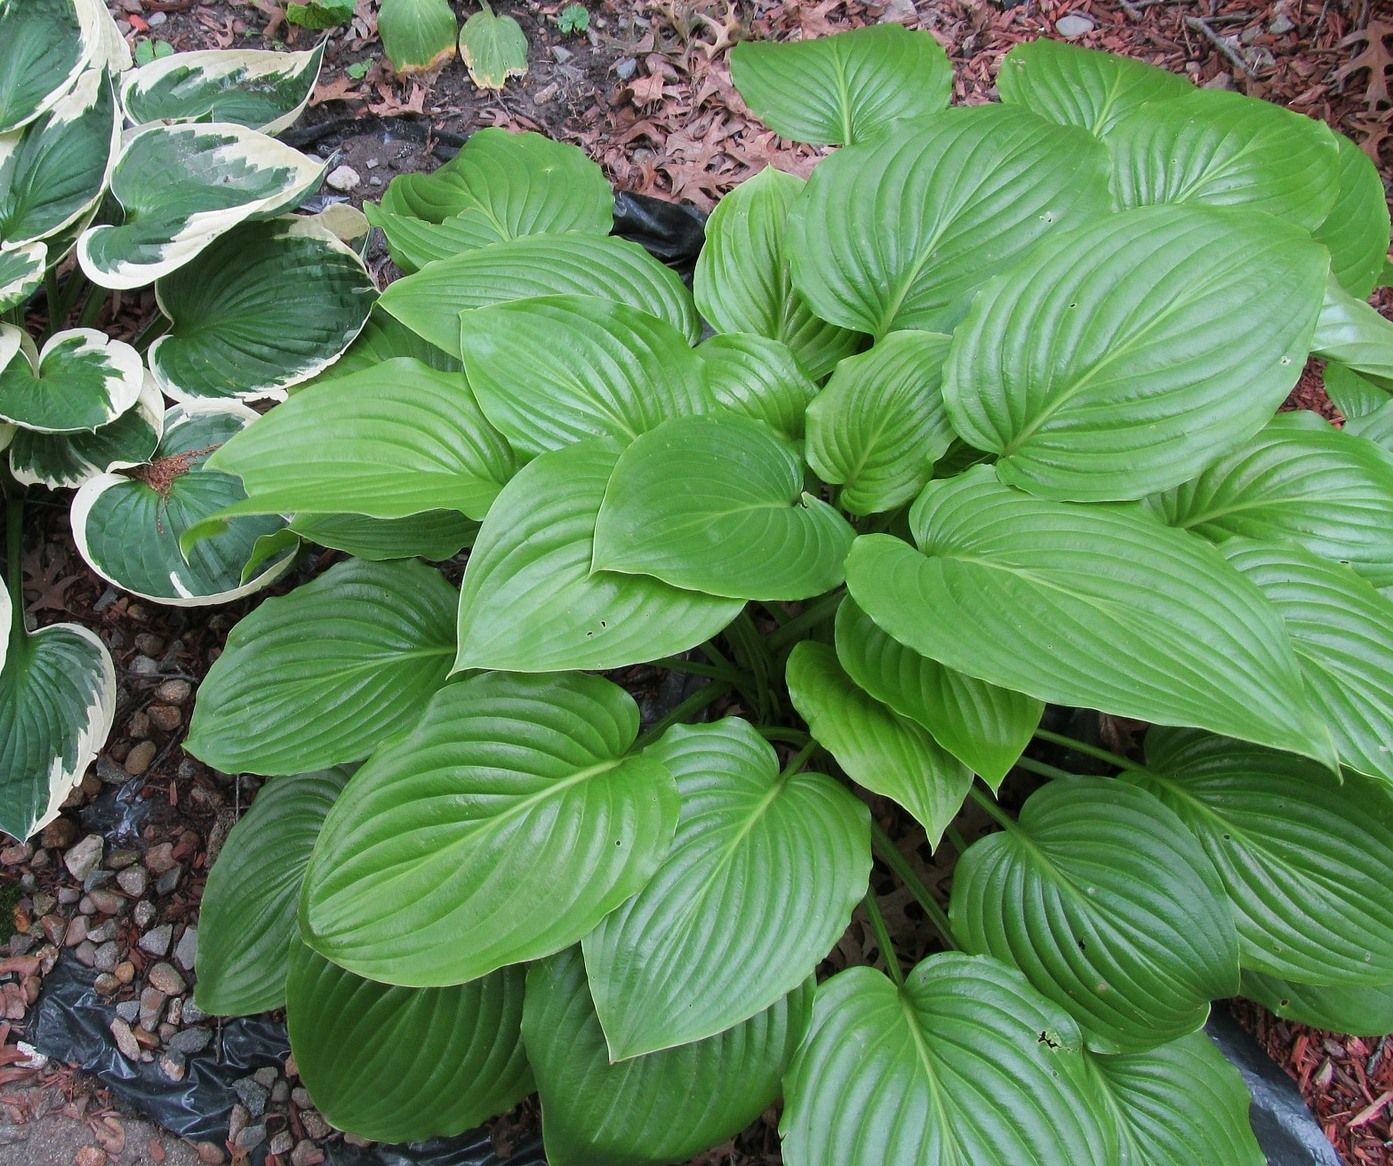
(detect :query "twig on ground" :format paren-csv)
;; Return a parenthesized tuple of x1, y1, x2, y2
(1184, 14, 1255, 75)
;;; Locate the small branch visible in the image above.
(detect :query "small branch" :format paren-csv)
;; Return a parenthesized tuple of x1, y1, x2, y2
(1184, 14, 1254, 76)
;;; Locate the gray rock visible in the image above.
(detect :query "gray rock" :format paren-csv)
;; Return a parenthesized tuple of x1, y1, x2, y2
(155, 867, 182, 896)
(116, 867, 146, 897)
(270, 1132, 294, 1157)
(173, 926, 198, 970)
(64, 835, 104, 881)
(1055, 13, 1095, 37)
(235, 1125, 267, 1152)
(139, 924, 172, 957)
(1269, 13, 1294, 33)
(115, 1000, 140, 1023)
(93, 941, 119, 971)
(168, 1027, 212, 1055)
(160, 1049, 186, 1081)
(615, 56, 636, 80)
(252, 1066, 278, 1090)
(110, 1018, 140, 1060)
(88, 889, 124, 915)
(107, 848, 139, 869)
(86, 920, 117, 944)
(93, 973, 120, 996)
(326, 165, 360, 192)
(233, 1077, 269, 1119)
(155, 679, 191, 704)
(147, 961, 186, 995)
(130, 655, 160, 677)
(228, 1104, 250, 1143)
(299, 1111, 331, 1140)
(182, 998, 208, 1023)
(73, 941, 97, 967)
(139, 987, 167, 1031)
(147, 9, 166, 25)
(133, 900, 155, 928)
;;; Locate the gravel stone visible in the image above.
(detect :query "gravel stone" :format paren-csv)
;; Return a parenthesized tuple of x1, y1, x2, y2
(88, 889, 125, 915)
(107, 848, 139, 869)
(182, 998, 208, 1023)
(235, 1125, 267, 1151)
(133, 900, 156, 928)
(147, 9, 166, 25)
(299, 1111, 331, 1140)
(270, 1131, 294, 1156)
(130, 654, 159, 676)
(160, 1049, 186, 1081)
(110, 1018, 140, 1060)
(168, 1026, 212, 1055)
(139, 924, 173, 957)
(252, 1066, 278, 1089)
(174, 925, 198, 970)
(124, 740, 157, 775)
(155, 679, 192, 704)
(228, 1104, 249, 1143)
(93, 973, 120, 996)
(234, 1077, 269, 1118)
(75, 1147, 108, 1166)
(86, 920, 117, 943)
(147, 962, 186, 995)
(73, 940, 97, 966)
(94, 941, 119, 971)
(40, 819, 77, 851)
(148, 704, 182, 731)
(144, 843, 177, 874)
(115, 1000, 140, 1022)
(156, 866, 182, 896)
(116, 867, 147, 896)
(1056, 13, 1095, 37)
(291, 1141, 325, 1166)
(1269, 13, 1295, 33)
(326, 165, 360, 191)
(139, 987, 167, 1031)
(64, 835, 104, 880)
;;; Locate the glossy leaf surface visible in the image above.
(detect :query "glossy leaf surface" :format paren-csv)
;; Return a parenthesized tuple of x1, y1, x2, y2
(699, 333, 817, 442)
(1240, 971, 1393, 1038)
(0, 0, 92, 134)
(0, 328, 142, 434)
(1313, 134, 1391, 299)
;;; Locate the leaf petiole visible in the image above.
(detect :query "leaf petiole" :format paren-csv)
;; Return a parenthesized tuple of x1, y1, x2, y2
(862, 889, 904, 988)
(869, 819, 958, 949)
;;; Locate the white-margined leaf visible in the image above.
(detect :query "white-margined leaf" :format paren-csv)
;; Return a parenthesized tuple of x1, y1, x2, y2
(288, 511, 476, 562)
(76, 0, 130, 73)
(698, 332, 817, 442)
(0, 0, 96, 134)
(0, 327, 142, 433)
(1313, 134, 1391, 300)
(1240, 971, 1393, 1037)
(0, 242, 44, 311)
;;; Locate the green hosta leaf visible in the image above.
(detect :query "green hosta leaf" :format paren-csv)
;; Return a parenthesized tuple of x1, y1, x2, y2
(692, 166, 860, 380)
(286, 943, 531, 1142)
(1088, 1033, 1265, 1166)
(1148, 411, 1393, 588)
(289, 511, 476, 561)
(781, 954, 1116, 1166)
(149, 217, 376, 403)
(1131, 727, 1393, 984)
(455, 440, 740, 673)
(786, 642, 971, 847)
(1241, 971, 1393, 1037)
(318, 308, 462, 379)
(0, 328, 142, 434)
(1107, 87, 1339, 230)
(0, 68, 119, 249)
(1324, 361, 1390, 420)
(806, 330, 954, 514)
(77, 122, 326, 290)
(525, 948, 812, 1166)
(379, 233, 698, 356)
(1311, 276, 1393, 385)
(1346, 398, 1393, 453)
(1313, 135, 1391, 299)
(698, 333, 817, 442)
(996, 39, 1190, 136)
(593, 413, 855, 601)
(0, 623, 114, 841)
(787, 106, 1111, 338)
(0, 242, 43, 311)
(729, 24, 951, 145)
(845, 467, 1335, 767)
(951, 778, 1239, 1053)
(196, 768, 348, 1016)
(300, 671, 680, 987)
(944, 206, 1325, 501)
(460, 295, 707, 458)
(185, 557, 457, 775)
(119, 45, 325, 134)
(379, 0, 457, 75)
(833, 596, 1041, 788)
(285, 0, 353, 29)
(459, 4, 527, 90)
(583, 719, 869, 1058)
(0, 0, 93, 134)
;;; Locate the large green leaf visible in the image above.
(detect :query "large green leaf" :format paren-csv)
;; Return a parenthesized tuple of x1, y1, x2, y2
(698, 333, 817, 442)
(833, 596, 1041, 788)
(780, 954, 1116, 1166)
(1241, 971, 1393, 1037)
(378, 0, 456, 75)
(184, 557, 457, 775)
(1323, 360, 1390, 420)
(1130, 727, 1393, 984)
(787, 106, 1111, 338)
(942, 206, 1326, 501)
(692, 166, 860, 381)
(1311, 276, 1393, 385)
(524, 949, 812, 1166)
(288, 510, 476, 562)
(950, 778, 1239, 1053)
(0, 0, 93, 134)
(286, 942, 531, 1142)
(1088, 1033, 1265, 1166)
(310, 307, 462, 382)
(148, 216, 376, 402)
(583, 718, 869, 1058)
(458, 295, 708, 457)
(1313, 134, 1391, 299)
(592, 413, 855, 601)
(379, 233, 698, 356)
(1346, 398, 1393, 454)
(996, 40, 1191, 136)
(806, 330, 954, 515)
(786, 642, 971, 847)
(0, 622, 114, 841)
(729, 24, 951, 146)
(0, 328, 143, 434)
(1148, 410, 1393, 588)
(454, 440, 740, 673)
(846, 468, 1335, 766)
(300, 672, 680, 987)
(77, 121, 326, 289)
(195, 768, 348, 1016)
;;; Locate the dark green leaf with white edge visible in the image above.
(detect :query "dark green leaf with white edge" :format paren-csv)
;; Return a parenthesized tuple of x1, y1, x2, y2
(148, 217, 376, 404)
(944, 206, 1325, 501)
(1346, 399, 1393, 455)
(459, 3, 526, 89)
(583, 719, 869, 1059)
(593, 414, 855, 602)
(455, 440, 741, 674)
(195, 768, 348, 1016)
(525, 949, 812, 1166)
(0, 243, 44, 312)
(77, 122, 326, 290)
(379, 233, 698, 356)
(995, 39, 1190, 136)
(78, 0, 130, 73)
(786, 642, 971, 848)
(288, 511, 476, 562)
(459, 296, 707, 458)
(1222, 539, 1393, 786)
(845, 467, 1336, 767)
(71, 403, 294, 606)
(0, 69, 119, 249)
(698, 333, 817, 442)
(1241, 971, 1393, 1037)
(1129, 727, 1393, 984)
(10, 371, 163, 489)
(0, 570, 8, 673)
(1311, 276, 1393, 386)
(0, 0, 94, 134)
(0, 623, 115, 841)
(119, 45, 325, 134)
(780, 954, 1117, 1166)
(787, 105, 1112, 338)
(833, 596, 1041, 789)
(1148, 411, 1393, 588)
(300, 672, 679, 987)
(1324, 361, 1390, 420)
(1107, 87, 1339, 231)
(0, 328, 143, 434)
(378, 0, 456, 75)
(185, 557, 456, 776)
(368, 128, 611, 272)
(1088, 1033, 1264, 1166)
(286, 943, 531, 1143)
(806, 330, 954, 515)
(1313, 135, 1391, 299)
(729, 23, 951, 146)
(692, 166, 860, 381)
(950, 778, 1239, 1053)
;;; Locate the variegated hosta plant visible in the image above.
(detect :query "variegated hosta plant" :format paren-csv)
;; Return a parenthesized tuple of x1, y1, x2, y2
(185, 26, 1393, 1166)
(0, 0, 377, 840)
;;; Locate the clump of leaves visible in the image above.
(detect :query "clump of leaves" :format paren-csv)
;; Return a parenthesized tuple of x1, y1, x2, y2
(557, 3, 590, 36)
(285, 0, 355, 30)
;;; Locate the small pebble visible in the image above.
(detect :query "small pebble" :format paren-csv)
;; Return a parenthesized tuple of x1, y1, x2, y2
(228, 1104, 250, 1143)
(114, 961, 136, 985)
(139, 987, 167, 1031)
(147, 962, 186, 995)
(144, 843, 177, 874)
(299, 1111, 331, 1140)
(271, 1079, 290, 1104)
(86, 920, 117, 944)
(43, 915, 69, 945)
(147, 9, 166, 25)
(326, 164, 360, 192)
(159, 1049, 187, 1082)
(1056, 13, 1095, 37)
(615, 56, 636, 80)
(78, 895, 96, 916)
(115, 1000, 140, 1023)
(74, 940, 97, 967)
(133, 901, 156, 928)
(116, 867, 147, 897)
(140, 924, 173, 957)
(195, 1143, 226, 1166)
(125, 740, 157, 776)
(127, 711, 150, 739)
(41, 819, 77, 851)
(0, 843, 31, 865)
(64, 835, 104, 881)
(155, 679, 191, 704)
(148, 705, 182, 731)
(110, 1018, 141, 1060)
(30, 892, 54, 915)
(93, 973, 120, 996)
(94, 941, 119, 971)
(235, 1126, 267, 1152)
(253, 1066, 278, 1090)
(290, 1087, 312, 1109)
(130, 655, 159, 677)
(57, 887, 81, 906)
(174, 926, 198, 970)
(88, 889, 124, 915)
(1269, 13, 1294, 33)
(183, 998, 208, 1023)
(134, 633, 165, 656)
(107, 848, 139, 870)
(156, 867, 182, 896)
(75, 1147, 108, 1166)
(166, 997, 182, 1026)
(234, 1077, 269, 1119)
(269, 1131, 294, 1156)
(169, 1027, 213, 1055)
(291, 1142, 325, 1166)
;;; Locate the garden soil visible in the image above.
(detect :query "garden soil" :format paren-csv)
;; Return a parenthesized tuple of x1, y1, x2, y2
(1, 2, 1390, 1165)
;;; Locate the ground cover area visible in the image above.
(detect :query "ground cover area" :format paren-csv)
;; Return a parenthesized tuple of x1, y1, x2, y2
(1, 1, 1391, 1164)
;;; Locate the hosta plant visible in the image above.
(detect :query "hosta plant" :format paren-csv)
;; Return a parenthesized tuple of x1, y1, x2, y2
(0, 2, 376, 840)
(187, 25, 1393, 1166)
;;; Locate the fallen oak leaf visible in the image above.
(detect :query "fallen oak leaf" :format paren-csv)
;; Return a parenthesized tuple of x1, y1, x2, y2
(1334, 21, 1393, 110)
(628, 73, 667, 107)
(309, 75, 366, 106)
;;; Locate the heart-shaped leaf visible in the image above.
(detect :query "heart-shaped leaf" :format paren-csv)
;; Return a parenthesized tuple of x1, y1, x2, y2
(459, 3, 527, 89)
(1313, 134, 1391, 300)
(0, 243, 44, 311)
(0, 0, 96, 134)
(288, 510, 476, 562)
(1240, 971, 1393, 1037)
(0, 328, 142, 434)
(699, 333, 817, 442)
(378, 0, 457, 75)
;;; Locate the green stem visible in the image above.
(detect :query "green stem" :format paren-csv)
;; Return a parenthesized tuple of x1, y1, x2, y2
(1013, 755, 1084, 784)
(1033, 727, 1148, 774)
(699, 639, 740, 677)
(862, 890, 904, 988)
(633, 682, 731, 750)
(652, 656, 746, 685)
(132, 314, 171, 355)
(44, 269, 62, 333)
(768, 590, 843, 652)
(53, 268, 90, 327)
(76, 284, 108, 330)
(967, 785, 1021, 835)
(777, 739, 818, 780)
(869, 820, 958, 949)
(755, 726, 810, 747)
(724, 610, 774, 720)
(757, 601, 791, 629)
(944, 825, 969, 856)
